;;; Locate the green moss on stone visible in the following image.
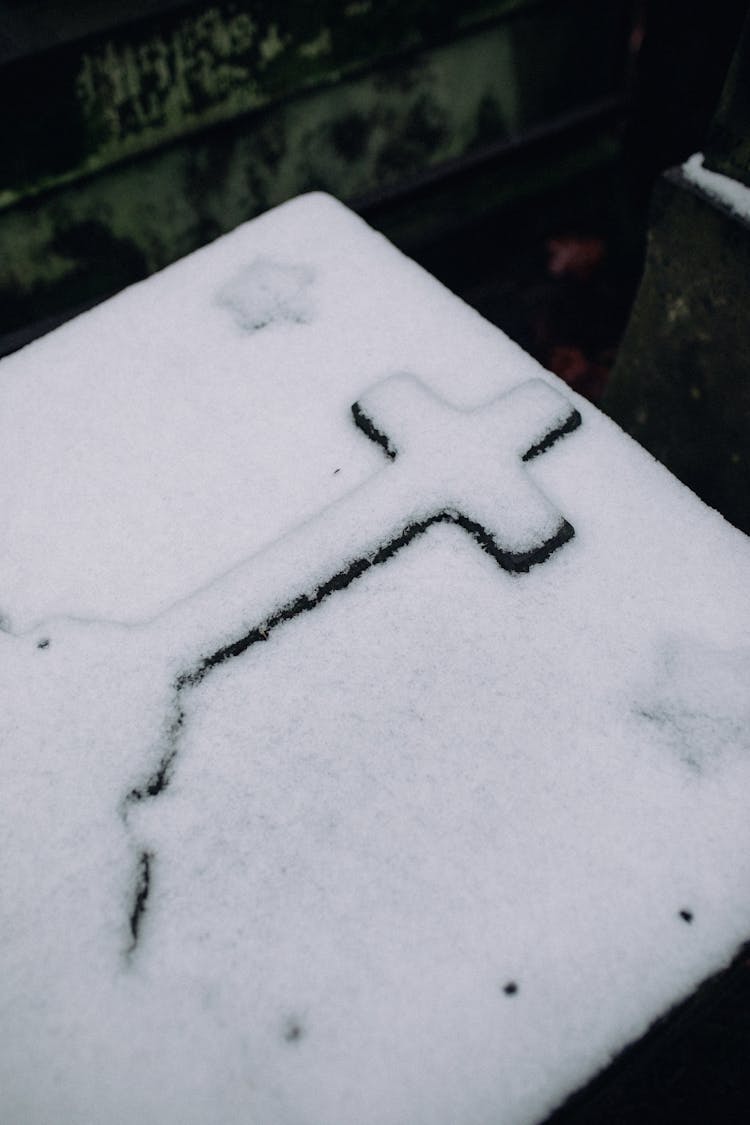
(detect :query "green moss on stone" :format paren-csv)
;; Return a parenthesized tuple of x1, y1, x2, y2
(0, 0, 530, 206)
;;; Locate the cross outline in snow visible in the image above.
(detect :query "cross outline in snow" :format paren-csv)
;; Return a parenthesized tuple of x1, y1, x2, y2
(178, 373, 582, 686)
(111, 371, 582, 949)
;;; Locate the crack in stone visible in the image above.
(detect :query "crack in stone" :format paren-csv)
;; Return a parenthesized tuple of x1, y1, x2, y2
(127, 706, 185, 803)
(123, 708, 182, 957)
(180, 508, 575, 689)
(123, 393, 582, 954)
(522, 409, 581, 461)
(350, 401, 397, 460)
(127, 850, 153, 956)
(178, 403, 581, 687)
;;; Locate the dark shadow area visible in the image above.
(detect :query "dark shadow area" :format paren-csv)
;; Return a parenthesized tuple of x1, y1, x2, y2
(544, 943, 750, 1125)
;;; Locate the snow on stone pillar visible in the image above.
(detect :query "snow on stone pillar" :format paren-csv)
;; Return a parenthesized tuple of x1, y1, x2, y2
(603, 12, 750, 535)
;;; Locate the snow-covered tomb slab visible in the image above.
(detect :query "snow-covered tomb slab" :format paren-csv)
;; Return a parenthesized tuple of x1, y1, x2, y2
(1, 193, 749, 1124)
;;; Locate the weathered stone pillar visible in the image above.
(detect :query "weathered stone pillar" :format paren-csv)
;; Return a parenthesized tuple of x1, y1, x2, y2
(602, 12, 750, 534)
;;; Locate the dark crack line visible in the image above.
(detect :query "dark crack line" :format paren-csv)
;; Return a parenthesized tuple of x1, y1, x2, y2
(123, 708, 181, 957)
(181, 403, 582, 686)
(126, 850, 153, 956)
(351, 401, 397, 459)
(123, 395, 582, 953)
(127, 706, 185, 803)
(522, 408, 582, 461)
(180, 509, 575, 688)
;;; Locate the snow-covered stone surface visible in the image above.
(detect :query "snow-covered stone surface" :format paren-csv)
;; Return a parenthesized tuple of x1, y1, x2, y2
(1, 192, 749, 1125)
(683, 152, 750, 220)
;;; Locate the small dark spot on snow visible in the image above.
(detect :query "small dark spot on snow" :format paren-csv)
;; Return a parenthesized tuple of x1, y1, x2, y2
(283, 1018, 305, 1043)
(36, 638, 50, 650)
(679, 909, 694, 924)
(333, 467, 341, 474)
(503, 981, 519, 995)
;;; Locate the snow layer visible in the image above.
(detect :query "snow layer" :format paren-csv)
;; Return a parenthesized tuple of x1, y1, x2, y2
(683, 152, 750, 221)
(1, 192, 750, 1125)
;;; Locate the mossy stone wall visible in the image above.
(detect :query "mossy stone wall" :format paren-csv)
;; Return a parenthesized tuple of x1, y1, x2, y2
(0, 0, 632, 342)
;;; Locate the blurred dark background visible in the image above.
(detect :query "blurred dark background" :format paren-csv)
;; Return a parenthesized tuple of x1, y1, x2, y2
(0, 1, 742, 378)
